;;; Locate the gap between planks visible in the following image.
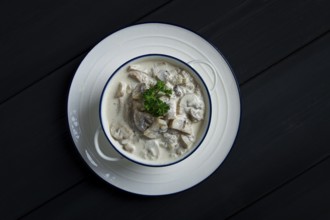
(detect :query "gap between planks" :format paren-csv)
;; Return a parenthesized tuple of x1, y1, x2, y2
(224, 154, 330, 220)
(239, 30, 330, 87)
(0, 0, 173, 107)
(10, 4, 330, 219)
(17, 28, 330, 220)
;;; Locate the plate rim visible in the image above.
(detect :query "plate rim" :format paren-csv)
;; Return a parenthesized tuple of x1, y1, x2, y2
(67, 22, 241, 195)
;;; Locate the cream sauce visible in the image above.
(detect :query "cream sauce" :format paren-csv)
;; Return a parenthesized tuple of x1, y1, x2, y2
(103, 58, 207, 165)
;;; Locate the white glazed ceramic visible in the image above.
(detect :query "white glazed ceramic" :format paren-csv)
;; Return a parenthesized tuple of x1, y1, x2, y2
(98, 54, 213, 167)
(67, 23, 240, 195)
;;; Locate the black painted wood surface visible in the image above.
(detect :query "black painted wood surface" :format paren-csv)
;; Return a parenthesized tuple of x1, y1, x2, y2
(1, 0, 329, 219)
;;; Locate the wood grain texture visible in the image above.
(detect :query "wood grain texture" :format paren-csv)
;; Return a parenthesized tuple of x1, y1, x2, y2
(0, 1, 170, 219)
(141, 0, 330, 83)
(0, 0, 329, 219)
(0, 55, 87, 219)
(0, 0, 170, 104)
(19, 21, 330, 220)
(1, 0, 330, 105)
(228, 157, 330, 220)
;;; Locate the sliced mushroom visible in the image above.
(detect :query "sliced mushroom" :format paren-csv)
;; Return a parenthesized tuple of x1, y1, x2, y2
(181, 134, 195, 149)
(114, 82, 126, 98)
(173, 85, 184, 97)
(180, 70, 193, 84)
(174, 73, 183, 85)
(165, 98, 177, 120)
(128, 71, 156, 85)
(152, 61, 167, 76)
(163, 133, 179, 150)
(178, 94, 205, 122)
(184, 82, 195, 94)
(132, 100, 144, 111)
(157, 96, 176, 120)
(152, 62, 182, 85)
(132, 83, 146, 100)
(143, 118, 168, 139)
(128, 64, 149, 74)
(180, 70, 196, 93)
(144, 140, 160, 160)
(110, 123, 133, 141)
(126, 84, 132, 94)
(123, 143, 135, 153)
(169, 115, 192, 135)
(189, 108, 204, 122)
(154, 69, 169, 82)
(176, 147, 186, 156)
(132, 110, 154, 132)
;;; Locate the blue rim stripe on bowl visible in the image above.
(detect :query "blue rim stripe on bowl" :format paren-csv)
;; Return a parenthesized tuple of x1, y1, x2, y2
(99, 53, 212, 167)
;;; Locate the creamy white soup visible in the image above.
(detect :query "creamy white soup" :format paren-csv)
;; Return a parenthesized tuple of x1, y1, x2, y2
(102, 57, 208, 165)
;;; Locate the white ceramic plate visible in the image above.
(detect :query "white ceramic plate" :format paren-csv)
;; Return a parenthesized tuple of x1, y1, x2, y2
(67, 23, 240, 195)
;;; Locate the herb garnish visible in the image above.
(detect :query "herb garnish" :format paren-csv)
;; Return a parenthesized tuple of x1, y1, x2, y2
(142, 80, 172, 117)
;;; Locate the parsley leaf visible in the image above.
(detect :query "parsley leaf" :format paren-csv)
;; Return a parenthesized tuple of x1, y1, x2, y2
(142, 80, 172, 117)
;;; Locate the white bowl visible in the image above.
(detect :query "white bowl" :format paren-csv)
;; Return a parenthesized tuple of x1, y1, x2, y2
(99, 54, 212, 167)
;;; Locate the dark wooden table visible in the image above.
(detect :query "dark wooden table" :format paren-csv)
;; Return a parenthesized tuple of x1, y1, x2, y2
(1, 1, 330, 219)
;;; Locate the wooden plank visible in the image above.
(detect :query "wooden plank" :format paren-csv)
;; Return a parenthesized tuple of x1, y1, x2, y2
(0, 0, 170, 104)
(139, 0, 246, 31)
(18, 25, 330, 220)
(0, 1, 171, 218)
(141, 0, 330, 83)
(1, 0, 329, 218)
(228, 157, 330, 220)
(0, 55, 88, 219)
(209, 32, 330, 219)
(1, 0, 330, 105)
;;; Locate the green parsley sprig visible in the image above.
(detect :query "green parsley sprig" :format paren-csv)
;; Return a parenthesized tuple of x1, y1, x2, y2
(142, 80, 172, 117)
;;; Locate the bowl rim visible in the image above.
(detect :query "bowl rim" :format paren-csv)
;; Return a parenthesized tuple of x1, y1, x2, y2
(99, 53, 212, 167)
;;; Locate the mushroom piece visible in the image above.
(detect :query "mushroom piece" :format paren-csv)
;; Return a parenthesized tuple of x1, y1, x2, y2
(110, 123, 133, 141)
(176, 147, 187, 156)
(173, 85, 184, 97)
(168, 115, 192, 135)
(128, 71, 156, 85)
(158, 97, 176, 120)
(163, 133, 179, 150)
(152, 62, 182, 85)
(155, 69, 183, 85)
(132, 83, 146, 100)
(189, 108, 204, 122)
(152, 62, 167, 76)
(143, 118, 168, 139)
(154, 69, 170, 82)
(180, 70, 196, 93)
(132, 110, 154, 132)
(184, 82, 195, 94)
(180, 70, 194, 84)
(180, 134, 195, 149)
(123, 143, 135, 153)
(144, 140, 160, 160)
(128, 64, 149, 74)
(178, 94, 205, 122)
(120, 139, 138, 154)
(114, 82, 126, 98)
